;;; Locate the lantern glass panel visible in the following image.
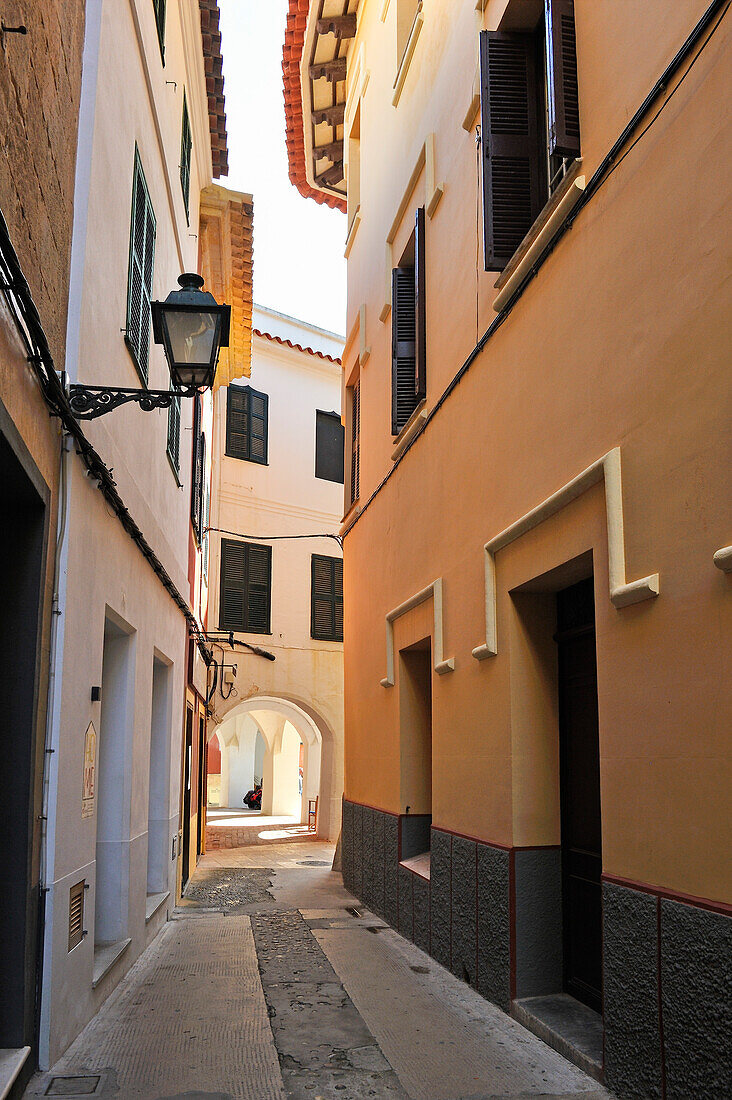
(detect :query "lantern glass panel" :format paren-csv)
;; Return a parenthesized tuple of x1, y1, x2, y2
(165, 309, 218, 368)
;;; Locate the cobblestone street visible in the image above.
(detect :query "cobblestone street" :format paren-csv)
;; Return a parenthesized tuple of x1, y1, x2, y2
(25, 841, 611, 1100)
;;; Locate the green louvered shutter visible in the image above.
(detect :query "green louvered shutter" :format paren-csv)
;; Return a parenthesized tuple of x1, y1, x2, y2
(226, 386, 268, 463)
(219, 540, 271, 634)
(153, 0, 166, 63)
(180, 92, 192, 219)
(167, 395, 181, 474)
(311, 555, 343, 642)
(125, 149, 156, 382)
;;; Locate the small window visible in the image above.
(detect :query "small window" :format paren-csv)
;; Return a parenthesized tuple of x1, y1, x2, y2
(219, 539, 272, 634)
(347, 102, 361, 232)
(397, 0, 420, 67)
(226, 385, 268, 464)
(391, 206, 426, 436)
(153, 0, 166, 64)
(167, 395, 181, 476)
(480, 0, 581, 270)
(125, 148, 156, 383)
(315, 411, 345, 484)
(180, 92, 192, 221)
(311, 555, 343, 642)
(68, 880, 85, 952)
(349, 380, 360, 507)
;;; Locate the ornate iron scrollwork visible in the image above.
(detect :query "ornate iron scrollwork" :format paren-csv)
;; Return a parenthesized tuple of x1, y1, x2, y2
(68, 385, 198, 420)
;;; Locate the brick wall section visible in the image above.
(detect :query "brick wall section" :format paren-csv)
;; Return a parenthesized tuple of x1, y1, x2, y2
(0, 0, 85, 369)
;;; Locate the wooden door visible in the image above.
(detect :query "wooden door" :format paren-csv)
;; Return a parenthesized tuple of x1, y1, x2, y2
(556, 578, 603, 1012)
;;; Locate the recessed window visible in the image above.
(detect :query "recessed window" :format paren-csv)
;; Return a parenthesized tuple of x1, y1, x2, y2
(219, 539, 271, 634)
(348, 379, 360, 507)
(125, 148, 156, 383)
(480, 0, 581, 270)
(191, 397, 205, 542)
(153, 0, 166, 64)
(391, 207, 426, 436)
(397, 0, 420, 68)
(347, 102, 361, 231)
(311, 555, 343, 642)
(226, 385, 268, 464)
(315, 410, 345, 484)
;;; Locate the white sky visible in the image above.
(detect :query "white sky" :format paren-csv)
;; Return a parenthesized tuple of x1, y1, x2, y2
(218, 0, 347, 337)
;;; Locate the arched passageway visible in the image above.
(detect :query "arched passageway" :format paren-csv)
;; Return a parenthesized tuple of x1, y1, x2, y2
(206, 695, 335, 838)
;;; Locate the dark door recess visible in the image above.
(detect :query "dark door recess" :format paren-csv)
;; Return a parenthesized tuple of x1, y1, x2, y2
(556, 578, 603, 1013)
(182, 708, 193, 887)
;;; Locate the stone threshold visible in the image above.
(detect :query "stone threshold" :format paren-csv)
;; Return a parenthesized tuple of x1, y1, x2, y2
(92, 938, 131, 988)
(0, 1047, 31, 1099)
(512, 992, 604, 1082)
(400, 851, 431, 880)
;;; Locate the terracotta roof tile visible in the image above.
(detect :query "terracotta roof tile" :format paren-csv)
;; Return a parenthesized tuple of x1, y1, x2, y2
(282, 0, 347, 213)
(199, 0, 229, 178)
(254, 328, 342, 365)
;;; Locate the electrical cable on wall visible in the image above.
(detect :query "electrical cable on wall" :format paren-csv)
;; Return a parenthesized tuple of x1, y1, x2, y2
(204, 525, 342, 549)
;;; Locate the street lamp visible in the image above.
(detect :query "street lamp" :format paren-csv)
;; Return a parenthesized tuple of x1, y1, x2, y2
(68, 273, 230, 419)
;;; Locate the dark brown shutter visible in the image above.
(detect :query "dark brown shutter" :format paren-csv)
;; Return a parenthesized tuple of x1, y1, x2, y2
(248, 389, 269, 463)
(226, 387, 249, 459)
(220, 539, 247, 630)
(545, 0, 580, 158)
(414, 206, 426, 401)
(315, 410, 345, 483)
(245, 544, 271, 633)
(480, 30, 545, 270)
(350, 381, 360, 505)
(392, 266, 417, 434)
(191, 398, 203, 539)
(311, 555, 343, 641)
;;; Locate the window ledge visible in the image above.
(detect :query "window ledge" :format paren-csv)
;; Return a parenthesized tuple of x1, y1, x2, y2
(92, 937, 131, 988)
(145, 891, 170, 923)
(400, 851, 431, 880)
(493, 161, 585, 309)
(0, 1047, 31, 1100)
(392, 5, 424, 107)
(344, 207, 362, 259)
(391, 400, 428, 460)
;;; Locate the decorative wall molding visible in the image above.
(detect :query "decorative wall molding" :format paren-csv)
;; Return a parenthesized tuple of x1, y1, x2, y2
(380, 133, 445, 321)
(392, 7, 424, 107)
(472, 448, 660, 660)
(381, 578, 455, 687)
(713, 546, 732, 571)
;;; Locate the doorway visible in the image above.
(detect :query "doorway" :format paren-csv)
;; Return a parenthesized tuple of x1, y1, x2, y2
(181, 707, 193, 887)
(399, 639, 433, 858)
(556, 578, 602, 1013)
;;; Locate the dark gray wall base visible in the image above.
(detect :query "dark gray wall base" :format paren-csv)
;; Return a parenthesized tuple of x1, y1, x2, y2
(661, 898, 732, 1099)
(514, 848, 562, 999)
(451, 836, 477, 987)
(603, 882, 662, 1099)
(398, 866, 413, 940)
(430, 828, 451, 970)
(384, 815, 399, 929)
(413, 876, 430, 954)
(477, 843, 511, 1010)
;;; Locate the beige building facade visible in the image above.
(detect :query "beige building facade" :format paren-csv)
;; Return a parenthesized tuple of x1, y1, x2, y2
(285, 1, 732, 1095)
(206, 305, 345, 842)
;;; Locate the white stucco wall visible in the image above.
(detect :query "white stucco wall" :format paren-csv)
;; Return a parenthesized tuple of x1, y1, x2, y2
(40, 0, 213, 1067)
(208, 308, 345, 840)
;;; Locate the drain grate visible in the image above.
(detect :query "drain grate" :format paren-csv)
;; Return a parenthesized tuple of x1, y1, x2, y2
(296, 859, 329, 866)
(46, 1076, 101, 1096)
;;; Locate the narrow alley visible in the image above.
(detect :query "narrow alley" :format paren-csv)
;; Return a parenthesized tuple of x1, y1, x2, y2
(25, 838, 609, 1100)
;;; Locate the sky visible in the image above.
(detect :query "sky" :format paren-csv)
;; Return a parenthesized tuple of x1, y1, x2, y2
(218, 0, 347, 337)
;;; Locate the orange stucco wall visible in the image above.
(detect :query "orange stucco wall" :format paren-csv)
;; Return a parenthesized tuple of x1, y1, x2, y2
(341, 0, 731, 904)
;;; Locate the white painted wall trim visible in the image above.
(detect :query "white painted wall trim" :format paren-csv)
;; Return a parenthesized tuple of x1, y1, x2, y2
(472, 448, 660, 660)
(380, 578, 455, 687)
(713, 546, 732, 571)
(380, 132, 445, 321)
(392, 7, 424, 107)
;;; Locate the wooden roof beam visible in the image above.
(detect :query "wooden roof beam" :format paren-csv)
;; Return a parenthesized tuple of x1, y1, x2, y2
(316, 162, 345, 188)
(316, 15, 357, 38)
(313, 103, 345, 125)
(313, 140, 343, 162)
(309, 57, 348, 82)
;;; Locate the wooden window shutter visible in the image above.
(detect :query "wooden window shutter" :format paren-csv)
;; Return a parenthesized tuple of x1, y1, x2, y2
(311, 555, 343, 641)
(480, 31, 545, 271)
(153, 0, 166, 62)
(68, 880, 85, 952)
(226, 386, 268, 464)
(125, 150, 156, 382)
(391, 266, 417, 435)
(415, 206, 426, 401)
(167, 395, 181, 473)
(180, 92, 192, 218)
(219, 540, 271, 634)
(315, 410, 345, 484)
(350, 381, 360, 506)
(545, 0, 580, 158)
(191, 397, 203, 538)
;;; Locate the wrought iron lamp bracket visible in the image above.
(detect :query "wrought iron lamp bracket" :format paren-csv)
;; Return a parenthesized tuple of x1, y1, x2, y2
(68, 384, 200, 420)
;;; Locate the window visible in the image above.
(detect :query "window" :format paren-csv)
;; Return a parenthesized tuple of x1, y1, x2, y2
(480, 0, 580, 270)
(180, 92, 192, 221)
(397, 0, 420, 67)
(315, 410, 345, 484)
(167, 395, 181, 477)
(191, 397, 205, 542)
(347, 102, 361, 231)
(125, 148, 156, 383)
(311, 555, 343, 642)
(349, 379, 360, 507)
(219, 539, 271, 634)
(391, 206, 426, 435)
(226, 385, 268, 464)
(153, 0, 166, 63)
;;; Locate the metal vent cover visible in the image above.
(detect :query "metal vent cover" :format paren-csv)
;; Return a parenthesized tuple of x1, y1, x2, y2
(45, 1076, 101, 1095)
(68, 880, 85, 952)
